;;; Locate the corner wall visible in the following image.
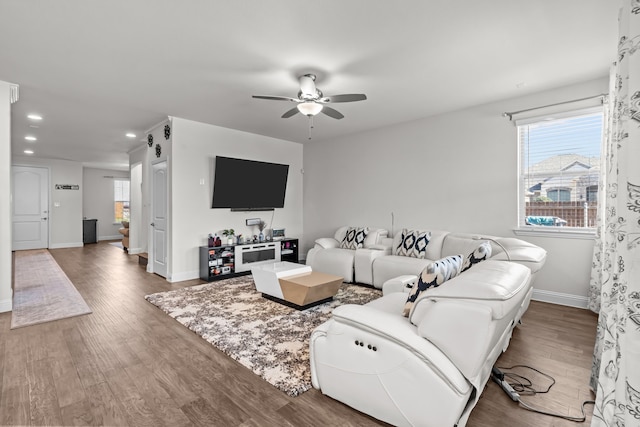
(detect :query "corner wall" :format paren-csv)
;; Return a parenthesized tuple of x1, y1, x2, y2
(303, 77, 608, 307)
(170, 118, 303, 282)
(0, 81, 13, 312)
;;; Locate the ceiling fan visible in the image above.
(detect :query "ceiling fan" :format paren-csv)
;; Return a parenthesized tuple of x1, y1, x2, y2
(252, 74, 367, 120)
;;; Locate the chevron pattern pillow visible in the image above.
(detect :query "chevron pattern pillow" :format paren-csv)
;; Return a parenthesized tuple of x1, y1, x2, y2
(462, 241, 492, 272)
(340, 227, 369, 249)
(395, 229, 431, 258)
(403, 254, 464, 317)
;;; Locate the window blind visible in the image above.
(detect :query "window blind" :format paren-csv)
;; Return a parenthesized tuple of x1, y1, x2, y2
(518, 107, 604, 229)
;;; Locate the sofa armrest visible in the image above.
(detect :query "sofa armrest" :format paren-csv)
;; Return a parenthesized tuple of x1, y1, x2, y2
(417, 300, 493, 381)
(314, 237, 340, 249)
(367, 244, 391, 253)
(382, 275, 417, 295)
(327, 304, 470, 394)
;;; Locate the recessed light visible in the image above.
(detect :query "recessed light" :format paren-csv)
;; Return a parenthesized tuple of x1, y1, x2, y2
(24, 149, 34, 155)
(25, 136, 37, 141)
(27, 114, 43, 120)
(126, 133, 136, 138)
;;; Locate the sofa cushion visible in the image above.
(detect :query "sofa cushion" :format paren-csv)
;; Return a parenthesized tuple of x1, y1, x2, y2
(395, 229, 431, 259)
(461, 241, 492, 272)
(340, 227, 369, 250)
(403, 254, 464, 317)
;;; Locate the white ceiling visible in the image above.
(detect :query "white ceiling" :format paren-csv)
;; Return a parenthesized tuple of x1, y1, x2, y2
(0, 1, 618, 171)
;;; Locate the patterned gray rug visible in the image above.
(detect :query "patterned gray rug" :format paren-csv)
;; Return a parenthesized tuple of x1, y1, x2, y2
(145, 275, 382, 396)
(12, 249, 92, 329)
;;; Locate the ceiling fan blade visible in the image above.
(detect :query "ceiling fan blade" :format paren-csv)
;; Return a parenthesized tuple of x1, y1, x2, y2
(321, 106, 344, 120)
(299, 74, 316, 96)
(252, 95, 300, 102)
(320, 94, 367, 103)
(281, 107, 300, 118)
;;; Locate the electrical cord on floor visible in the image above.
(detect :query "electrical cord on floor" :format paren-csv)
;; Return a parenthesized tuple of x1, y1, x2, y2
(492, 365, 595, 423)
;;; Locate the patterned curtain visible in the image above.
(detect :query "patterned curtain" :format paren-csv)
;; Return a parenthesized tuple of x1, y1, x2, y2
(589, 1, 640, 426)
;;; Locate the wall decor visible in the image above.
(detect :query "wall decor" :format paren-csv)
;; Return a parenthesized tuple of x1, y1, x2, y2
(147, 134, 153, 147)
(55, 184, 80, 190)
(164, 124, 171, 140)
(156, 144, 162, 158)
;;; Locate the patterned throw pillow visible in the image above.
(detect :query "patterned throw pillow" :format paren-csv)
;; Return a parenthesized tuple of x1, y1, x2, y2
(403, 254, 463, 317)
(395, 229, 431, 259)
(339, 227, 369, 249)
(461, 241, 492, 272)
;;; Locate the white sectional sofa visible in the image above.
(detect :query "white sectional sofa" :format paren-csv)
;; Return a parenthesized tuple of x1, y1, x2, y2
(305, 226, 389, 283)
(308, 227, 547, 426)
(307, 227, 546, 287)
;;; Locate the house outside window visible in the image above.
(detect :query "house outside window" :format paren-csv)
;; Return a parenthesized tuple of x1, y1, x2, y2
(518, 107, 603, 230)
(547, 188, 571, 202)
(114, 179, 130, 223)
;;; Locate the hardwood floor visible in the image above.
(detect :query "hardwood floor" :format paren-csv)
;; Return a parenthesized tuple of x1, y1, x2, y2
(1, 242, 598, 426)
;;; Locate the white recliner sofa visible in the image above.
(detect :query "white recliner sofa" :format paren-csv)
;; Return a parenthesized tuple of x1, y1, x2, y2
(306, 226, 389, 283)
(309, 231, 546, 427)
(372, 230, 546, 288)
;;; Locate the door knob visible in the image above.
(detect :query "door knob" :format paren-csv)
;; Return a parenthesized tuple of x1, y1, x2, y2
(41, 217, 48, 221)
(150, 222, 155, 227)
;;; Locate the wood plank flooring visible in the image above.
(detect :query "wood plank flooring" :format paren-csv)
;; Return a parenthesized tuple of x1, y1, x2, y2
(1, 242, 598, 426)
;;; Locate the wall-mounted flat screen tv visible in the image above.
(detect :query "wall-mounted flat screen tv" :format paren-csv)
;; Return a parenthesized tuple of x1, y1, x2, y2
(211, 156, 289, 210)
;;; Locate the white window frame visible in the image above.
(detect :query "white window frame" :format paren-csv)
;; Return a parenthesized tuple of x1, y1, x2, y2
(114, 179, 130, 224)
(515, 106, 603, 239)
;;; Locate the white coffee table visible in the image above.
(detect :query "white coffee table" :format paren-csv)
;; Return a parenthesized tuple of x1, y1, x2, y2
(251, 262, 343, 309)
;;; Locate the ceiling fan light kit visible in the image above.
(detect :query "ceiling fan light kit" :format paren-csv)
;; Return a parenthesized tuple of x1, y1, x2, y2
(297, 102, 323, 116)
(252, 73, 367, 139)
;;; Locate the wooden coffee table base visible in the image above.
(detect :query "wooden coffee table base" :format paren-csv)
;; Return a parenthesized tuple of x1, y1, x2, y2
(264, 271, 343, 310)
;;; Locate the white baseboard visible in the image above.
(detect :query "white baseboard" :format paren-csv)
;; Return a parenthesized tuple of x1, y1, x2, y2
(0, 298, 12, 313)
(169, 270, 200, 283)
(128, 247, 144, 255)
(49, 242, 84, 249)
(99, 234, 121, 241)
(532, 289, 589, 309)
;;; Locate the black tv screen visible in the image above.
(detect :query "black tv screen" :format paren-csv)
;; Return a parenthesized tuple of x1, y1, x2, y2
(211, 156, 289, 210)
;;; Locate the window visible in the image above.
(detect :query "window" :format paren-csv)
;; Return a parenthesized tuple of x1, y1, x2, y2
(518, 107, 603, 231)
(114, 179, 130, 223)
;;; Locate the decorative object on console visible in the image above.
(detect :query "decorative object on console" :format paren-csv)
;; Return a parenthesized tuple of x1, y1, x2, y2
(208, 233, 214, 247)
(246, 218, 261, 226)
(396, 229, 431, 258)
(257, 220, 267, 242)
(222, 228, 235, 245)
(271, 228, 285, 240)
(164, 124, 170, 139)
(339, 226, 369, 250)
(147, 134, 153, 147)
(403, 254, 464, 317)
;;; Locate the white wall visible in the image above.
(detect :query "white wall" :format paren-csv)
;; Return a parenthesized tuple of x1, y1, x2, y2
(82, 167, 130, 240)
(170, 117, 303, 282)
(303, 77, 608, 307)
(0, 81, 13, 312)
(12, 156, 83, 248)
(129, 144, 148, 254)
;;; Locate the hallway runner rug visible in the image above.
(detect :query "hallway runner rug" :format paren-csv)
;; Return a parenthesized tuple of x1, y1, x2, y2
(11, 249, 92, 329)
(145, 276, 382, 396)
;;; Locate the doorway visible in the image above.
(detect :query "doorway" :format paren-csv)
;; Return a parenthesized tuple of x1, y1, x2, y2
(12, 166, 49, 250)
(151, 161, 168, 278)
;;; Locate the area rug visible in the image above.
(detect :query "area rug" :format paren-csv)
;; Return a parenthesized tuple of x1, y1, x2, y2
(11, 249, 92, 329)
(145, 276, 382, 396)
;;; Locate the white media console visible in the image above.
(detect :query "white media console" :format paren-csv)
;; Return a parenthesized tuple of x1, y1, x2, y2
(234, 241, 281, 272)
(199, 238, 299, 282)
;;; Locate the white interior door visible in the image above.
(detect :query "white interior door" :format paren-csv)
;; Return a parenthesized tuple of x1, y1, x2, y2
(151, 161, 167, 278)
(12, 166, 49, 250)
